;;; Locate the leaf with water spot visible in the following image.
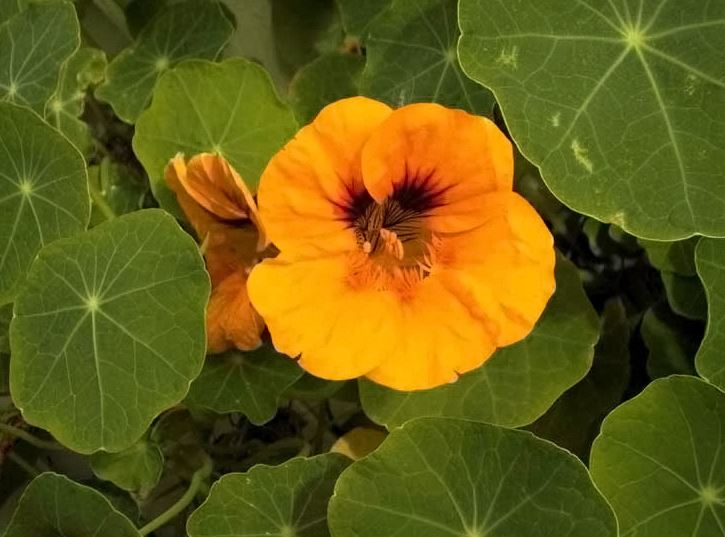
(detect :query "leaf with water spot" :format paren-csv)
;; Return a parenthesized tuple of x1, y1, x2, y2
(9, 209, 210, 454)
(0, 1, 80, 114)
(0, 102, 90, 305)
(359, 254, 599, 428)
(187, 454, 350, 537)
(361, 0, 493, 113)
(4, 472, 140, 537)
(329, 417, 617, 537)
(95, 0, 234, 124)
(695, 238, 725, 390)
(459, 0, 725, 240)
(591, 376, 725, 537)
(133, 58, 298, 216)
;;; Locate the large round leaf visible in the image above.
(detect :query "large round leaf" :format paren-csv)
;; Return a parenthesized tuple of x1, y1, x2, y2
(0, 102, 90, 304)
(187, 454, 350, 537)
(5, 472, 140, 537)
(133, 58, 298, 213)
(329, 417, 617, 537)
(696, 238, 725, 389)
(360, 254, 599, 428)
(458, 0, 725, 240)
(10, 209, 210, 453)
(590, 375, 725, 537)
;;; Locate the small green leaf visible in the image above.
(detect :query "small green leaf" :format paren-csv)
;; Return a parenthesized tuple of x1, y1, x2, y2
(360, 254, 599, 428)
(642, 307, 698, 378)
(362, 0, 493, 113)
(133, 58, 298, 215)
(10, 209, 210, 453)
(88, 158, 149, 226)
(4, 472, 140, 537)
(0, 102, 90, 305)
(91, 438, 164, 495)
(661, 271, 707, 321)
(459, 0, 725, 240)
(96, 0, 234, 123)
(0, 1, 80, 113)
(335, 0, 388, 41)
(528, 298, 631, 461)
(641, 237, 699, 276)
(591, 376, 725, 537)
(329, 417, 617, 537)
(187, 454, 350, 537)
(185, 345, 303, 425)
(696, 238, 725, 389)
(289, 51, 364, 125)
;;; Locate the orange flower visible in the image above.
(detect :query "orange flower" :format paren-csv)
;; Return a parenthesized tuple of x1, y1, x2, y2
(247, 97, 556, 391)
(165, 153, 265, 353)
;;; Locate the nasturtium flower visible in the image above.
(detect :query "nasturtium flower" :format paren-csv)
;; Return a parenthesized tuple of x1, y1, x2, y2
(248, 97, 556, 391)
(165, 153, 265, 353)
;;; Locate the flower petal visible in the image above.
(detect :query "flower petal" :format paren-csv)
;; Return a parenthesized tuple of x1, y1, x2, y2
(437, 191, 556, 347)
(207, 270, 264, 353)
(361, 103, 513, 234)
(257, 96, 393, 257)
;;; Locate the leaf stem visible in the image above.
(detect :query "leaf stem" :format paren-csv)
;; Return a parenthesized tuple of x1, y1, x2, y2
(138, 458, 213, 536)
(7, 451, 40, 477)
(88, 171, 116, 221)
(0, 423, 65, 451)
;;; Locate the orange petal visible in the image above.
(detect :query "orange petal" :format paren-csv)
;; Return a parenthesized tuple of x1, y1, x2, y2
(247, 254, 396, 379)
(257, 97, 393, 257)
(207, 270, 264, 353)
(361, 103, 513, 234)
(437, 191, 556, 347)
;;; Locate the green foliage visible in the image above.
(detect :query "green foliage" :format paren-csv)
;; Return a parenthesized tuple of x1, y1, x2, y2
(696, 238, 725, 389)
(91, 438, 164, 495)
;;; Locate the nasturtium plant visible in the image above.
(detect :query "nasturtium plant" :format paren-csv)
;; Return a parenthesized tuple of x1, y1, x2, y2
(1, 0, 724, 535)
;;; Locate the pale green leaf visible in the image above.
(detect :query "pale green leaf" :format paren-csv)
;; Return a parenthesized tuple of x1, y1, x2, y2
(0, 102, 90, 305)
(96, 0, 234, 123)
(329, 417, 617, 537)
(360, 254, 599, 428)
(4, 472, 140, 537)
(185, 345, 303, 425)
(590, 375, 725, 537)
(10, 209, 210, 453)
(187, 454, 350, 537)
(696, 238, 725, 389)
(362, 0, 493, 113)
(133, 58, 298, 215)
(459, 0, 725, 240)
(0, 1, 80, 113)
(91, 438, 164, 495)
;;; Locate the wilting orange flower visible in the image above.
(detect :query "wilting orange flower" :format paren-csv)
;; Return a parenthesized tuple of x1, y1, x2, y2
(247, 97, 555, 391)
(165, 153, 265, 353)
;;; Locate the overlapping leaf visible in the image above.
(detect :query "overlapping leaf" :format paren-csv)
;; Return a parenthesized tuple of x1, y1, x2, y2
(91, 438, 164, 495)
(696, 238, 725, 389)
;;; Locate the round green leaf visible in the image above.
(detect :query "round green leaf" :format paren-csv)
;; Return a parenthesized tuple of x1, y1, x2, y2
(329, 417, 617, 537)
(185, 345, 303, 425)
(459, 0, 725, 240)
(0, 102, 90, 304)
(187, 454, 351, 537)
(362, 0, 493, 113)
(133, 58, 298, 214)
(696, 238, 725, 389)
(91, 438, 164, 495)
(360, 254, 599, 428)
(5, 472, 140, 537)
(591, 375, 725, 537)
(10, 209, 210, 453)
(96, 0, 234, 123)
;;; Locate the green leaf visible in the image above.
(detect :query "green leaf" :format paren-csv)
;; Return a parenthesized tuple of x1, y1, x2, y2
(133, 58, 298, 215)
(458, 1, 725, 240)
(0, 302, 12, 354)
(95, 0, 234, 123)
(185, 345, 303, 425)
(528, 298, 631, 461)
(362, 0, 493, 113)
(360, 254, 599, 428)
(590, 375, 725, 537)
(642, 306, 698, 378)
(10, 209, 210, 453)
(187, 454, 350, 537)
(289, 51, 364, 125)
(0, 102, 90, 305)
(285, 373, 346, 401)
(0, 1, 80, 113)
(91, 438, 164, 495)
(0, 0, 22, 25)
(661, 271, 707, 321)
(329, 417, 617, 537)
(4, 472, 140, 537)
(641, 237, 699, 276)
(45, 47, 107, 155)
(88, 158, 149, 226)
(696, 238, 725, 389)
(335, 0, 388, 41)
